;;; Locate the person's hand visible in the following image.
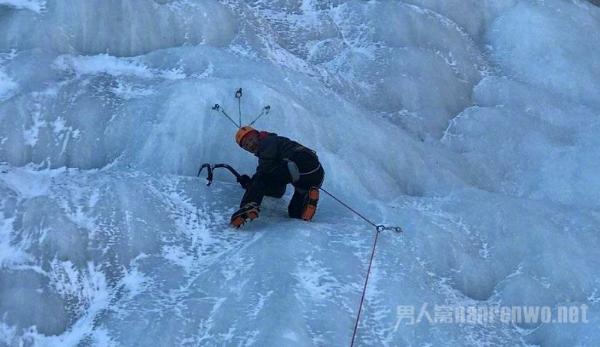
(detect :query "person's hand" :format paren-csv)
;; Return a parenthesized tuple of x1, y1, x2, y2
(237, 174, 251, 189)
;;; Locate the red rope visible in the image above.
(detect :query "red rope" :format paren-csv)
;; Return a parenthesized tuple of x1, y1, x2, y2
(350, 229, 381, 347)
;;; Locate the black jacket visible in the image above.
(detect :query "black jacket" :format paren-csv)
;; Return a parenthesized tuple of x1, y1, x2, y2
(254, 132, 316, 180)
(240, 132, 323, 207)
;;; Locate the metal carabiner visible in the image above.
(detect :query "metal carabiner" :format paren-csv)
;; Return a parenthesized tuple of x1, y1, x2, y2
(376, 225, 403, 233)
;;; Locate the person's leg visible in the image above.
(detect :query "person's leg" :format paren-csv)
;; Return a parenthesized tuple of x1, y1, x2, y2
(263, 182, 286, 198)
(260, 161, 291, 199)
(298, 166, 324, 220)
(243, 162, 291, 206)
(241, 181, 266, 207)
(288, 165, 325, 220)
(288, 188, 307, 219)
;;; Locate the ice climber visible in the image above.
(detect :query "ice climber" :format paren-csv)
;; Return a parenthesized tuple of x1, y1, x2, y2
(230, 126, 325, 228)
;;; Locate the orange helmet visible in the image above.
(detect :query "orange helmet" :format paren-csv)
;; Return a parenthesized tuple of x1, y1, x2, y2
(235, 126, 258, 146)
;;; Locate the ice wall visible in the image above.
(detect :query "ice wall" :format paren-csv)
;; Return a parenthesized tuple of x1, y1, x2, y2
(444, 0, 600, 208)
(0, 0, 235, 56)
(1, 0, 600, 346)
(0, 0, 487, 201)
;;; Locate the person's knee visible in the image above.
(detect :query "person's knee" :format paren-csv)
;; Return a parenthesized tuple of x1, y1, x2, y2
(265, 184, 286, 198)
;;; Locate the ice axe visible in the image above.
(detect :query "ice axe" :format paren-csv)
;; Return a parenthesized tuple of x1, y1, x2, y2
(197, 163, 242, 186)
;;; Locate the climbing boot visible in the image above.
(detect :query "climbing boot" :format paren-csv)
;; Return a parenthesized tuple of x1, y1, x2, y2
(230, 202, 260, 228)
(301, 187, 319, 221)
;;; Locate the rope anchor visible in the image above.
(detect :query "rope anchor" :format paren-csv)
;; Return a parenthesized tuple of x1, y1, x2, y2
(317, 188, 403, 346)
(376, 225, 403, 233)
(319, 187, 403, 234)
(211, 87, 273, 128)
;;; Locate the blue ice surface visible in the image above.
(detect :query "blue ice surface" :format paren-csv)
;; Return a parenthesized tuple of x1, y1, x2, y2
(0, 0, 599, 345)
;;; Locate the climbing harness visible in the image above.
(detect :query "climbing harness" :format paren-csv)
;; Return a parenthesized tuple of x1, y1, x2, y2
(212, 87, 272, 128)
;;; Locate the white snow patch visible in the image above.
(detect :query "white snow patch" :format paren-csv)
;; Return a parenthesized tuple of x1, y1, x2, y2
(111, 81, 155, 100)
(0, 0, 45, 13)
(54, 54, 154, 79)
(163, 245, 194, 272)
(293, 256, 337, 300)
(159, 67, 186, 80)
(0, 70, 18, 101)
(0, 167, 59, 198)
(33, 262, 111, 346)
(22, 104, 45, 147)
(53, 54, 187, 81)
(119, 266, 148, 299)
(0, 216, 30, 267)
(283, 330, 299, 342)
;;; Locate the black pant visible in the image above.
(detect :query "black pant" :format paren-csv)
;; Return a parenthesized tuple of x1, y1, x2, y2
(287, 164, 324, 218)
(241, 156, 324, 219)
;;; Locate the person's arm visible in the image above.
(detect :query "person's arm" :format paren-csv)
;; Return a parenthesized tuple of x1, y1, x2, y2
(237, 136, 278, 207)
(254, 135, 279, 179)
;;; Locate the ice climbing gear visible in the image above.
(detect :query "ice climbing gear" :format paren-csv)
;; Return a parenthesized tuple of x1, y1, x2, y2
(235, 88, 243, 126)
(211, 104, 239, 128)
(211, 88, 272, 128)
(197, 163, 242, 186)
(316, 187, 402, 346)
(319, 188, 403, 233)
(301, 187, 320, 221)
(197, 163, 213, 186)
(237, 174, 252, 189)
(350, 227, 381, 347)
(230, 202, 260, 228)
(249, 105, 271, 126)
(235, 126, 258, 146)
